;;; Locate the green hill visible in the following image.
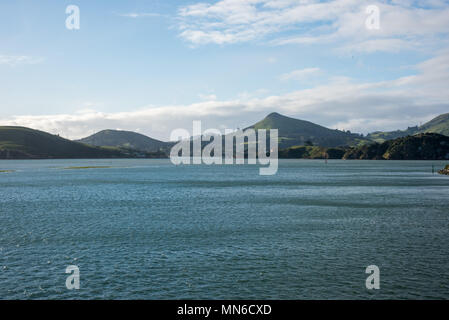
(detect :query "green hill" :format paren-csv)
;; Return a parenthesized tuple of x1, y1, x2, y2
(0, 126, 133, 159)
(419, 113, 449, 135)
(248, 112, 370, 148)
(343, 133, 449, 160)
(78, 129, 171, 152)
(367, 113, 449, 143)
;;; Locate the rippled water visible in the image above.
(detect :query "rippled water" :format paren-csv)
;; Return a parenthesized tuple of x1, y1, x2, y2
(1, 159, 448, 299)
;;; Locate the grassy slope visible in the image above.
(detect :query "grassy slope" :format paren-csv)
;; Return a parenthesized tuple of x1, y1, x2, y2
(419, 113, 449, 136)
(367, 113, 449, 142)
(249, 112, 370, 148)
(77, 129, 171, 152)
(0, 126, 128, 159)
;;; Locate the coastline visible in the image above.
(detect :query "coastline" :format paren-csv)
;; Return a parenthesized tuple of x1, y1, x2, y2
(438, 165, 449, 175)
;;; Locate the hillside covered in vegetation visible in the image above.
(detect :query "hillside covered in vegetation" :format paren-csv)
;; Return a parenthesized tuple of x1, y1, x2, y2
(0, 126, 164, 159)
(343, 133, 449, 160)
(77, 129, 172, 152)
(367, 113, 449, 143)
(249, 112, 370, 148)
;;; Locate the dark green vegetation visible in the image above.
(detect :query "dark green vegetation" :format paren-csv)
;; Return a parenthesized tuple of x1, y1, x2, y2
(343, 133, 449, 160)
(77, 129, 172, 152)
(367, 113, 449, 143)
(438, 164, 449, 175)
(279, 133, 449, 160)
(0, 126, 164, 159)
(249, 112, 370, 148)
(257, 113, 449, 160)
(279, 146, 346, 159)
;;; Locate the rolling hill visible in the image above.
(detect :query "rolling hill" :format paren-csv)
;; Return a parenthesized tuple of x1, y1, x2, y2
(247, 112, 370, 148)
(3, 112, 449, 160)
(0, 126, 133, 159)
(77, 129, 171, 152)
(367, 113, 449, 143)
(343, 133, 449, 160)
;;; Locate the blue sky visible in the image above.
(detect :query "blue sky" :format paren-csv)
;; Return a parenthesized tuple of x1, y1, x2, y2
(1, 0, 449, 140)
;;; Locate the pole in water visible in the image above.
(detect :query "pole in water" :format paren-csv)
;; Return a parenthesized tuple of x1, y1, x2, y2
(432, 164, 434, 174)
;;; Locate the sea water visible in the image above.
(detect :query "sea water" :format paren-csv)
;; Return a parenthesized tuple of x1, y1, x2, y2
(0, 159, 448, 299)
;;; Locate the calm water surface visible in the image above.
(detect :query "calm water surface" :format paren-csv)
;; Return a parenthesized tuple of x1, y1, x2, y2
(0, 159, 448, 299)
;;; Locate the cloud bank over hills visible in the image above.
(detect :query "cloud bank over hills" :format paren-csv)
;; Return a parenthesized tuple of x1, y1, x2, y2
(1, 1, 449, 141)
(2, 50, 449, 141)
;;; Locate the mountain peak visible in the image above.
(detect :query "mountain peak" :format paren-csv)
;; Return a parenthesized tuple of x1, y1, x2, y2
(249, 112, 369, 148)
(265, 112, 283, 119)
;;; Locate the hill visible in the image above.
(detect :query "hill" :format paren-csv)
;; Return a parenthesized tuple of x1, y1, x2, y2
(247, 112, 370, 148)
(367, 113, 449, 143)
(343, 133, 449, 160)
(0, 126, 145, 159)
(77, 129, 171, 152)
(419, 113, 449, 136)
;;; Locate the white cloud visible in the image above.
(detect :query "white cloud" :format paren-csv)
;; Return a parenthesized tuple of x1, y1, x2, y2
(118, 13, 164, 18)
(198, 93, 218, 101)
(0, 55, 43, 66)
(279, 67, 321, 81)
(176, 0, 449, 53)
(337, 38, 416, 53)
(198, 93, 217, 101)
(2, 52, 449, 140)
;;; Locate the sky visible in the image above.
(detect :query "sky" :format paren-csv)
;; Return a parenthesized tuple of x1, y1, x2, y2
(1, 0, 449, 141)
